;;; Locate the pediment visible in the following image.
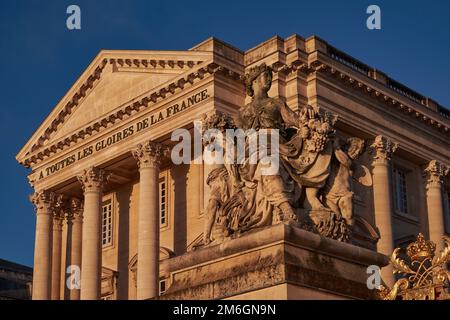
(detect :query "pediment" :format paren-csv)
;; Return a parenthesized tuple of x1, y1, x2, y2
(16, 49, 212, 166)
(49, 63, 179, 143)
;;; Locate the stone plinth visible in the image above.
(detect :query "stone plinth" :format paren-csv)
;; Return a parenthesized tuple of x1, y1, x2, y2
(158, 224, 389, 300)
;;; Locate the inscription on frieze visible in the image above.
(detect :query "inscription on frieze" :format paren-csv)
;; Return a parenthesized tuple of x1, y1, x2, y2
(37, 89, 209, 180)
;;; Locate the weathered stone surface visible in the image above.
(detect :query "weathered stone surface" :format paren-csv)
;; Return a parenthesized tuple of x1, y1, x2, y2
(158, 224, 388, 300)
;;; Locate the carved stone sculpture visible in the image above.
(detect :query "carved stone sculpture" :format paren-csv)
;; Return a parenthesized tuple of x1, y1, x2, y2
(322, 137, 366, 226)
(202, 63, 372, 244)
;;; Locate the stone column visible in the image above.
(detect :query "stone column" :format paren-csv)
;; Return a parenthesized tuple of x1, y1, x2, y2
(77, 167, 111, 300)
(67, 198, 83, 300)
(370, 135, 398, 287)
(51, 195, 64, 300)
(132, 141, 166, 300)
(30, 190, 56, 300)
(424, 160, 449, 252)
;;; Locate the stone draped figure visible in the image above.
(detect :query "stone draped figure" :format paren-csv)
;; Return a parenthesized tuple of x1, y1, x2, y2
(202, 63, 370, 245)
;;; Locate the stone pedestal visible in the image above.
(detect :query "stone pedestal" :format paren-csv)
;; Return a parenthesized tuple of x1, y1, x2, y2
(158, 224, 388, 300)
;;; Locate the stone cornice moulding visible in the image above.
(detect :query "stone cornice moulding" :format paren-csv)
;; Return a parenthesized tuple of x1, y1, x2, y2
(21, 55, 450, 170)
(315, 94, 450, 164)
(15, 50, 212, 164)
(308, 59, 450, 136)
(20, 61, 243, 168)
(247, 55, 449, 137)
(17, 42, 449, 169)
(26, 89, 215, 188)
(243, 47, 449, 135)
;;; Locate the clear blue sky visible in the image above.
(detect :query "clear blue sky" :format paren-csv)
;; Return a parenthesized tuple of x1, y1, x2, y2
(0, 0, 449, 267)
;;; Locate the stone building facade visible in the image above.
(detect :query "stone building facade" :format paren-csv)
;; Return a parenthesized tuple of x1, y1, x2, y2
(16, 35, 450, 300)
(0, 259, 32, 300)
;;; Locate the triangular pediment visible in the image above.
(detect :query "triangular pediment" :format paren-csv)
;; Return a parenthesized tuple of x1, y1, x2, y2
(16, 49, 212, 165)
(49, 64, 179, 142)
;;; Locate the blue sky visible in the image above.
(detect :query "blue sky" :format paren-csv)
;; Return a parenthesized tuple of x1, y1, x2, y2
(0, 0, 449, 267)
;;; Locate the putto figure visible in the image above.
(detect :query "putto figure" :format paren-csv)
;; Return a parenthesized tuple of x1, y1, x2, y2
(202, 63, 370, 244)
(203, 167, 231, 245)
(322, 137, 366, 226)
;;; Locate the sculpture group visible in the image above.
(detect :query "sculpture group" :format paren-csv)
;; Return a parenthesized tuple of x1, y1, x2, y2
(203, 63, 371, 245)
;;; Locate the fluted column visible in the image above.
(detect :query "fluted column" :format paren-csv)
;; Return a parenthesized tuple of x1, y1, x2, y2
(30, 190, 56, 300)
(67, 198, 83, 300)
(77, 167, 111, 300)
(370, 135, 398, 287)
(51, 195, 64, 300)
(132, 141, 166, 300)
(424, 160, 449, 252)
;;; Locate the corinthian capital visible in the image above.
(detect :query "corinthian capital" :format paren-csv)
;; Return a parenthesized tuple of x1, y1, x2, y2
(66, 197, 83, 221)
(53, 193, 65, 217)
(424, 160, 449, 189)
(77, 166, 111, 193)
(132, 141, 167, 169)
(370, 135, 398, 165)
(29, 190, 57, 215)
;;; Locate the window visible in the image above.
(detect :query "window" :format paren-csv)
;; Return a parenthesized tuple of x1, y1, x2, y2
(393, 167, 408, 214)
(102, 199, 113, 247)
(159, 179, 167, 226)
(159, 279, 167, 295)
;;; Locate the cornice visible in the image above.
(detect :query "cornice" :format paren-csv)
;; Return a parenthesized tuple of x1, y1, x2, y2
(16, 51, 211, 163)
(111, 58, 201, 73)
(262, 56, 449, 138)
(18, 44, 449, 169)
(20, 62, 243, 168)
(34, 58, 203, 152)
(25, 59, 109, 158)
(307, 60, 450, 136)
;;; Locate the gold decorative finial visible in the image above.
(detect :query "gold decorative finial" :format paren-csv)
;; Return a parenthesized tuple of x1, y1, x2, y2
(406, 233, 436, 262)
(378, 233, 449, 300)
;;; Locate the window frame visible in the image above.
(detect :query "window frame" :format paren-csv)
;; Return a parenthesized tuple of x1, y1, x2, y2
(159, 171, 169, 230)
(101, 194, 115, 250)
(392, 166, 409, 215)
(159, 279, 167, 295)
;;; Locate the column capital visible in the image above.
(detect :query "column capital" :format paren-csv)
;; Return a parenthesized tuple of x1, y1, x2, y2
(30, 190, 57, 215)
(77, 166, 111, 193)
(52, 194, 65, 230)
(132, 141, 168, 169)
(424, 160, 449, 189)
(370, 135, 398, 165)
(67, 197, 84, 222)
